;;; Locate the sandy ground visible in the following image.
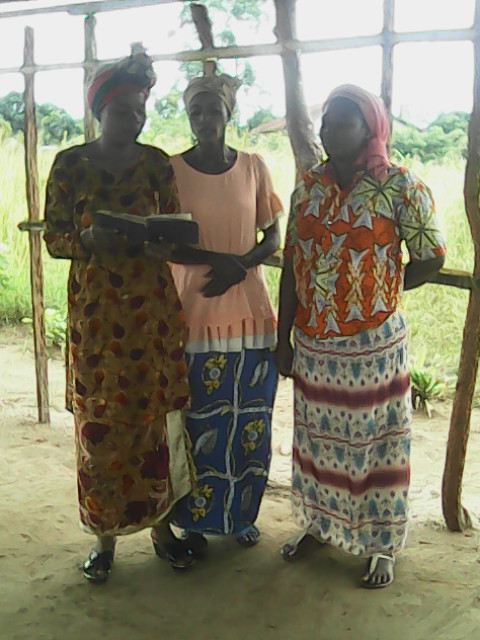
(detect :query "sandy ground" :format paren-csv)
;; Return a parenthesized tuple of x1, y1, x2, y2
(1, 326, 480, 640)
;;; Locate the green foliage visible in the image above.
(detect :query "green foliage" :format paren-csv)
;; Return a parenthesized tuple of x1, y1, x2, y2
(0, 116, 12, 141)
(0, 92, 83, 145)
(0, 243, 10, 292)
(430, 112, 469, 135)
(21, 307, 67, 350)
(391, 113, 468, 163)
(0, 92, 25, 135)
(38, 102, 83, 146)
(247, 107, 275, 130)
(411, 369, 443, 417)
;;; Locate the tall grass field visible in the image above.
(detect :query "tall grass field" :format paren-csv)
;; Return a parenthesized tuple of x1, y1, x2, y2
(0, 128, 474, 397)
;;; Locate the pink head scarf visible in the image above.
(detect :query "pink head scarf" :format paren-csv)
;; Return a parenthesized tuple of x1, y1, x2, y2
(323, 84, 390, 182)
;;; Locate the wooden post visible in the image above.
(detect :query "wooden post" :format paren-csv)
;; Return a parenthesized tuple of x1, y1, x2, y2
(441, 0, 480, 531)
(22, 27, 50, 424)
(273, 0, 320, 175)
(83, 13, 97, 142)
(190, 3, 217, 76)
(381, 0, 394, 122)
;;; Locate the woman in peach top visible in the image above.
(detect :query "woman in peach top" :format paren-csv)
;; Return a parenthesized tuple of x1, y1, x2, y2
(165, 74, 281, 553)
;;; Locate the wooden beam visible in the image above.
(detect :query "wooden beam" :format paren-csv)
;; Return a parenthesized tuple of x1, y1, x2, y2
(83, 13, 97, 143)
(381, 0, 394, 119)
(0, 0, 184, 19)
(22, 26, 50, 425)
(0, 27, 477, 77)
(190, 2, 216, 76)
(274, 0, 320, 175)
(428, 268, 476, 290)
(441, 0, 480, 533)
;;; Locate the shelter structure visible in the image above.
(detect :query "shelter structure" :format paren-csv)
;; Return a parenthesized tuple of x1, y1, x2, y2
(1, 0, 479, 533)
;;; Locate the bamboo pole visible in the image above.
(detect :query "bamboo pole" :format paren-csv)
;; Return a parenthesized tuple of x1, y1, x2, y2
(273, 0, 320, 175)
(441, 0, 480, 532)
(83, 13, 97, 143)
(22, 26, 50, 424)
(381, 0, 394, 120)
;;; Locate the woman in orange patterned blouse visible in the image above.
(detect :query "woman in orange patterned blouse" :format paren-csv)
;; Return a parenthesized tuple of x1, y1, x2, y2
(276, 85, 445, 588)
(43, 53, 194, 583)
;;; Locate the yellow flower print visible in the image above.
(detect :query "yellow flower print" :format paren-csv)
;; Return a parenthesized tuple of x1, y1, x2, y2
(202, 354, 227, 395)
(188, 484, 214, 521)
(241, 419, 265, 454)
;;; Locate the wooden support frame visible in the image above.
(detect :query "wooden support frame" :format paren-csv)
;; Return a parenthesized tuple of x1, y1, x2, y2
(3, 0, 480, 531)
(273, 0, 319, 175)
(83, 14, 98, 143)
(21, 26, 50, 425)
(441, 0, 480, 532)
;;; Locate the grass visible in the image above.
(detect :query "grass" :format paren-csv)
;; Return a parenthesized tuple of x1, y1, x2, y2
(0, 130, 474, 397)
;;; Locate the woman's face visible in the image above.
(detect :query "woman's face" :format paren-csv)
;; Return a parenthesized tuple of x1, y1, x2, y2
(100, 91, 146, 144)
(320, 97, 370, 161)
(187, 92, 230, 143)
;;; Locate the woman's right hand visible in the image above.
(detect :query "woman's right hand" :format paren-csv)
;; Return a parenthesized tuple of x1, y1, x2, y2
(275, 341, 294, 378)
(208, 253, 247, 284)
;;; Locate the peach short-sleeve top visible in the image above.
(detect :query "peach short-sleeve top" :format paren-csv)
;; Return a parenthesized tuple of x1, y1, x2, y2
(170, 152, 283, 353)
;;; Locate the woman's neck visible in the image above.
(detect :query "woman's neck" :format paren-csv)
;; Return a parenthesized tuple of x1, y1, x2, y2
(195, 138, 229, 162)
(88, 137, 141, 172)
(329, 158, 358, 190)
(184, 139, 237, 174)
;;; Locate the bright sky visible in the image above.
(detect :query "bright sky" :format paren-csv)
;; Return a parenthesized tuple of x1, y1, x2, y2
(0, 0, 475, 127)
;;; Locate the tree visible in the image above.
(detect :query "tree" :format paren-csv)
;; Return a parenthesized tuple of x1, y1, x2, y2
(246, 107, 275, 130)
(38, 103, 83, 145)
(0, 92, 25, 135)
(0, 92, 82, 145)
(429, 112, 469, 135)
(391, 112, 469, 162)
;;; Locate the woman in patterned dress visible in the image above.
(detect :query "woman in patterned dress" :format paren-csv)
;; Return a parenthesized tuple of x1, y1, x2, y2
(147, 74, 282, 553)
(43, 53, 194, 583)
(276, 85, 446, 588)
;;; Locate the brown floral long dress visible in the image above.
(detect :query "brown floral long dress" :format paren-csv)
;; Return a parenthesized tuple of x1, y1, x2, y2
(44, 143, 192, 536)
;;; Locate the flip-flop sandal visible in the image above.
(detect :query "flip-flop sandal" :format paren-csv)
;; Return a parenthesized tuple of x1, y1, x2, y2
(183, 532, 209, 559)
(280, 532, 319, 560)
(83, 548, 115, 584)
(152, 535, 195, 571)
(361, 553, 395, 589)
(236, 525, 260, 548)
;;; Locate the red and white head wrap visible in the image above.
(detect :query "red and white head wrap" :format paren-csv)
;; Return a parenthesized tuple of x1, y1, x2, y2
(87, 53, 156, 119)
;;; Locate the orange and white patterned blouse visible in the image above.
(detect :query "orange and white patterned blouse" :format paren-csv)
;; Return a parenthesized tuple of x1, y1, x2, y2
(284, 163, 446, 339)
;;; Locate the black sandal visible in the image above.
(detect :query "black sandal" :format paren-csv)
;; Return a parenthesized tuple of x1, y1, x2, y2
(83, 548, 115, 584)
(152, 535, 195, 571)
(183, 532, 208, 559)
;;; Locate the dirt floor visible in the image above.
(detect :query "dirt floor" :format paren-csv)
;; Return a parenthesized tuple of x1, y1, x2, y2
(1, 326, 480, 640)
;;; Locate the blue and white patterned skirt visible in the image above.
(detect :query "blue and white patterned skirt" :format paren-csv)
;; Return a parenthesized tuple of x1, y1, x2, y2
(174, 348, 278, 536)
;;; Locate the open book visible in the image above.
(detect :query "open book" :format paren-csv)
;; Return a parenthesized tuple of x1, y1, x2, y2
(92, 210, 199, 245)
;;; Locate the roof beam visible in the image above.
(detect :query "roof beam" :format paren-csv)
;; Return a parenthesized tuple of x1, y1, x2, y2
(0, 0, 184, 19)
(0, 27, 475, 76)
